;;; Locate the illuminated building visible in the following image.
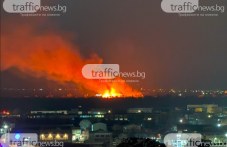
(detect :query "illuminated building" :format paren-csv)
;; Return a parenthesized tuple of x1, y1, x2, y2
(39, 133, 69, 141)
(86, 131, 113, 147)
(72, 128, 89, 143)
(91, 123, 107, 132)
(187, 104, 220, 113)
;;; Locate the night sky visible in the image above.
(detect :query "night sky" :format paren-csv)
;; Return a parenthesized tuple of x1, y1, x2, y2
(1, 0, 227, 90)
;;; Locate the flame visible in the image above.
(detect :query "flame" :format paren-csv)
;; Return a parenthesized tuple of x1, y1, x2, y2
(1, 21, 143, 98)
(102, 88, 122, 98)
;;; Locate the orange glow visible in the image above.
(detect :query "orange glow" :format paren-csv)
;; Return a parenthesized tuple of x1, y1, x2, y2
(1, 22, 143, 98)
(2, 110, 10, 115)
(224, 90, 227, 95)
(102, 88, 122, 98)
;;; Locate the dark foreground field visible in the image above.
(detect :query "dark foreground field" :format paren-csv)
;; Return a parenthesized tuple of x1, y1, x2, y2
(1, 96, 227, 112)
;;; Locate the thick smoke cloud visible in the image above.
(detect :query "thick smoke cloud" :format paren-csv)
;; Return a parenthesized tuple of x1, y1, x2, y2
(1, 19, 142, 97)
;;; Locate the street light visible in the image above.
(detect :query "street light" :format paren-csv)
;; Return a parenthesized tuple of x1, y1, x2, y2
(225, 133, 227, 137)
(2, 123, 10, 133)
(179, 119, 183, 123)
(3, 124, 8, 129)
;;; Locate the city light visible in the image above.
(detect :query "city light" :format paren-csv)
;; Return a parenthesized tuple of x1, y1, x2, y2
(147, 118, 152, 121)
(72, 135, 76, 141)
(55, 134, 60, 139)
(3, 124, 8, 129)
(15, 134, 21, 140)
(179, 119, 183, 123)
(63, 134, 68, 139)
(48, 133, 53, 139)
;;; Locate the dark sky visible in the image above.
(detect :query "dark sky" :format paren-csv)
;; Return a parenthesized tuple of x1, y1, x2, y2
(1, 0, 227, 89)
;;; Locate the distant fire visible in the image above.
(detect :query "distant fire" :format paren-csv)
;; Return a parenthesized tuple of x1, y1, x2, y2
(102, 88, 122, 98)
(96, 85, 143, 98)
(1, 22, 143, 98)
(92, 80, 143, 98)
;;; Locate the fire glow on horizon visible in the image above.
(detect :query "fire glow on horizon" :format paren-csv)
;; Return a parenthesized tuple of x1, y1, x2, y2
(102, 88, 122, 98)
(1, 22, 143, 98)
